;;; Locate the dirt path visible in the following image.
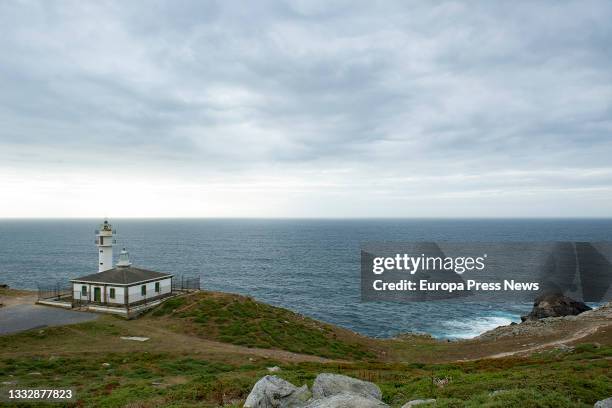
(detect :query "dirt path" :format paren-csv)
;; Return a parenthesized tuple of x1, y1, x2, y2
(0, 290, 37, 307)
(477, 322, 609, 360)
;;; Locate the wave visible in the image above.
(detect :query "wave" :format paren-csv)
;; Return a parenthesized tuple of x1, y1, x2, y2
(439, 313, 520, 339)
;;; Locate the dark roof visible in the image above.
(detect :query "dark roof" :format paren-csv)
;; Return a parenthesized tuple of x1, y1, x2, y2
(71, 267, 172, 285)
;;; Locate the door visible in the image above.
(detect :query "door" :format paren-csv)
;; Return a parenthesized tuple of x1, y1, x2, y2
(94, 287, 101, 302)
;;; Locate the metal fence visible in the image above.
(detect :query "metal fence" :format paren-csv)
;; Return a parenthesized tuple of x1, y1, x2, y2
(72, 291, 90, 308)
(172, 275, 200, 291)
(37, 282, 72, 301)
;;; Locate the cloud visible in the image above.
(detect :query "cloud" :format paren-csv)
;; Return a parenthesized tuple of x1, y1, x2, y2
(0, 0, 611, 217)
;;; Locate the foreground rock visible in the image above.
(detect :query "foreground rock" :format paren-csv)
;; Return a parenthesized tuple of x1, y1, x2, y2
(595, 397, 612, 408)
(304, 392, 387, 408)
(401, 399, 436, 407)
(244, 375, 310, 408)
(312, 373, 382, 400)
(244, 373, 387, 408)
(521, 293, 591, 322)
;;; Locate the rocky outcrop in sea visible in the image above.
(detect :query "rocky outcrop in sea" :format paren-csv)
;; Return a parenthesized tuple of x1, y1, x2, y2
(521, 292, 591, 322)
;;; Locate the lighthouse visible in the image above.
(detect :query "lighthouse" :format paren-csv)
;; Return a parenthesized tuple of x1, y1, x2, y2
(95, 220, 116, 272)
(67, 220, 179, 317)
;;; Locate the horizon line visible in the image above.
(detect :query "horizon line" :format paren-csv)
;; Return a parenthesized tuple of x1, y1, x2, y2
(1, 216, 611, 220)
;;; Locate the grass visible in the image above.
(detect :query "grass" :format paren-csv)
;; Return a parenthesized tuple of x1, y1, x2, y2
(1, 290, 611, 407)
(146, 291, 376, 360)
(0, 344, 610, 407)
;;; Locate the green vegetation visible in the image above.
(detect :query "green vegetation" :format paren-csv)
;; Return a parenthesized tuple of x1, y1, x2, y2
(1, 290, 611, 407)
(0, 344, 610, 407)
(148, 292, 375, 360)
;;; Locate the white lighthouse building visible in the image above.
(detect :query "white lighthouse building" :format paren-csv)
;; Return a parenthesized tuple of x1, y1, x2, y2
(95, 220, 116, 272)
(67, 219, 176, 317)
(36, 219, 199, 318)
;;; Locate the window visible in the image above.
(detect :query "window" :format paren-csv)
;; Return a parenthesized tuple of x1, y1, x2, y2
(155, 282, 160, 293)
(81, 285, 87, 296)
(109, 288, 115, 299)
(141, 285, 146, 296)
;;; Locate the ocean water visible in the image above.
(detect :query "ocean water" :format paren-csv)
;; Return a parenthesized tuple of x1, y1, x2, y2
(1, 218, 611, 339)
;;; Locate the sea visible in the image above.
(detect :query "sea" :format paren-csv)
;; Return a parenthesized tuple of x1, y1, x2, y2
(1, 218, 610, 339)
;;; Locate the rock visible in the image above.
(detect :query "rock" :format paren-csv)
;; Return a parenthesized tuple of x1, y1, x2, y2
(582, 302, 612, 319)
(402, 399, 436, 407)
(521, 293, 591, 322)
(102, 363, 111, 367)
(312, 373, 382, 400)
(432, 377, 450, 388)
(244, 375, 311, 408)
(304, 392, 388, 408)
(267, 366, 281, 373)
(120, 336, 149, 342)
(595, 397, 612, 408)
(394, 332, 433, 340)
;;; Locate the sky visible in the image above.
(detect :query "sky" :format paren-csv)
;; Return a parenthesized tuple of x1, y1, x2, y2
(0, 1, 611, 218)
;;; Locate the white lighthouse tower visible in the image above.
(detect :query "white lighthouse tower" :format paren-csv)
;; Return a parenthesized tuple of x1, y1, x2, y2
(95, 220, 116, 272)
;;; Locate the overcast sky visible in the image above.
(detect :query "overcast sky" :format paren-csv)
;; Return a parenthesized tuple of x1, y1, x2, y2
(1, 1, 611, 217)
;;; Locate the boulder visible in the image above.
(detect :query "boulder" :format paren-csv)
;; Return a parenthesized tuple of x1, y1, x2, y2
(303, 392, 388, 408)
(595, 397, 612, 408)
(401, 399, 436, 407)
(312, 373, 382, 400)
(554, 344, 574, 353)
(244, 375, 311, 408)
(521, 293, 591, 322)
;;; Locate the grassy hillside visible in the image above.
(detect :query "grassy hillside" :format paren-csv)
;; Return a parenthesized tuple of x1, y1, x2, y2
(0, 290, 611, 407)
(0, 340, 610, 407)
(147, 291, 376, 360)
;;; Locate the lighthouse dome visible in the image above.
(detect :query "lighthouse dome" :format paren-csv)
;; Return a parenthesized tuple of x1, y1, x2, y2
(116, 248, 132, 267)
(96, 220, 115, 236)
